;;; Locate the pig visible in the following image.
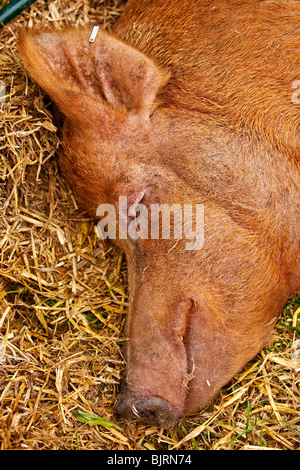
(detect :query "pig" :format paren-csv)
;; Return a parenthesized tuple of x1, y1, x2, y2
(17, 0, 300, 428)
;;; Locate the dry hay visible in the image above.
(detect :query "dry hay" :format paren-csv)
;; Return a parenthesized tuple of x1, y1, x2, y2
(0, 0, 299, 451)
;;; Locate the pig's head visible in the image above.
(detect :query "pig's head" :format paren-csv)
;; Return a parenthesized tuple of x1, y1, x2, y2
(18, 28, 294, 427)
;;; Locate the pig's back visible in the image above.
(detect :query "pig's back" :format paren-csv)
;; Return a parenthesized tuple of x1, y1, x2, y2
(114, 0, 300, 158)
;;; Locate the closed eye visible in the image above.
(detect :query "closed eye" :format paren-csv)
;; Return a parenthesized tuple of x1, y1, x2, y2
(128, 189, 148, 218)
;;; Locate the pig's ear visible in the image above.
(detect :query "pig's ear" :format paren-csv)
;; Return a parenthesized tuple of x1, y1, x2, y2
(17, 28, 169, 121)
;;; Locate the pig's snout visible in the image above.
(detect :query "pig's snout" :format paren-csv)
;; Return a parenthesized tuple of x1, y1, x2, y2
(114, 294, 192, 427)
(115, 395, 177, 428)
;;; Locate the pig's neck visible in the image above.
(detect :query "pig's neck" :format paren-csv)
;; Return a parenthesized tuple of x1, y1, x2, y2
(154, 110, 300, 290)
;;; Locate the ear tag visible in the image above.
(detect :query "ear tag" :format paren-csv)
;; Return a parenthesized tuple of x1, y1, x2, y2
(89, 25, 99, 43)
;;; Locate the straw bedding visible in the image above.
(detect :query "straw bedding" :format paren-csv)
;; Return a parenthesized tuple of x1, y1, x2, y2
(0, 0, 299, 450)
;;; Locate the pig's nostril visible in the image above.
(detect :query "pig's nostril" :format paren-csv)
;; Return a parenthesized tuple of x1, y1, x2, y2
(121, 396, 176, 427)
(137, 399, 168, 425)
(134, 396, 175, 427)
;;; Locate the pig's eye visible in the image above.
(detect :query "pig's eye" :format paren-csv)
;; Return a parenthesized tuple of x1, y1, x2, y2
(127, 190, 148, 218)
(124, 190, 150, 241)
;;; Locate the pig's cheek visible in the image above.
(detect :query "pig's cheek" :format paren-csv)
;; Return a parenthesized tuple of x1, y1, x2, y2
(182, 301, 237, 414)
(182, 299, 270, 415)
